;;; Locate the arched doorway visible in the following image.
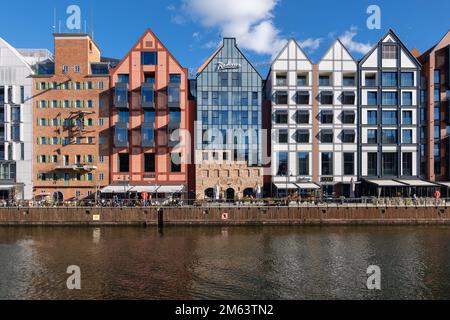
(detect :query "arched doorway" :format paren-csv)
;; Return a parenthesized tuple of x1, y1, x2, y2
(243, 188, 254, 198)
(225, 188, 235, 201)
(204, 188, 214, 199)
(53, 191, 64, 203)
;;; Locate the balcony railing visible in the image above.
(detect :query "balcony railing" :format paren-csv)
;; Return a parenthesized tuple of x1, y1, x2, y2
(54, 163, 97, 171)
(114, 83, 129, 109)
(114, 122, 129, 147)
(141, 83, 155, 109)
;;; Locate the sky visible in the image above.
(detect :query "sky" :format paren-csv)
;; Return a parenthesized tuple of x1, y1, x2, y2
(1, 0, 449, 76)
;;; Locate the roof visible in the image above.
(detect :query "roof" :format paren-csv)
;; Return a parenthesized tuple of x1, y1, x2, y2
(418, 29, 450, 62)
(0, 37, 34, 73)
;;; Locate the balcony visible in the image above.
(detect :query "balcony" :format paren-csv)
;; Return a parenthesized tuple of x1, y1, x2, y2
(54, 163, 97, 172)
(114, 122, 129, 147)
(114, 83, 129, 109)
(141, 83, 155, 109)
(142, 123, 155, 148)
(168, 82, 180, 109)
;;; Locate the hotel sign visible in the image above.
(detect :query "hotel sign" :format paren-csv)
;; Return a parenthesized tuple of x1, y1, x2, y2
(216, 61, 241, 72)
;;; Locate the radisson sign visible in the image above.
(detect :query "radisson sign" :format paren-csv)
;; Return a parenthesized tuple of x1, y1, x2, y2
(216, 61, 241, 72)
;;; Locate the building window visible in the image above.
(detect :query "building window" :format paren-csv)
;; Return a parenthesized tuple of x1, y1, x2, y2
(382, 92, 398, 106)
(11, 125, 20, 142)
(277, 152, 288, 176)
(202, 92, 209, 105)
(367, 129, 377, 144)
(367, 92, 377, 106)
(278, 129, 288, 144)
(321, 152, 333, 175)
(382, 129, 398, 144)
(219, 73, 228, 86)
(252, 92, 258, 105)
(275, 111, 288, 124)
(296, 91, 309, 105)
(170, 153, 182, 172)
(98, 81, 104, 90)
(296, 111, 309, 124)
(74, 65, 80, 73)
(276, 73, 287, 86)
(141, 52, 158, 65)
(321, 130, 333, 143)
(434, 70, 440, 85)
(434, 143, 441, 175)
(118, 153, 129, 172)
(365, 73, 376, 86)
(297, 152, 309, 176)
(367, 110, 378, 125)
(144, 153, 155, 172)
(319, 75, 331, 86)
(320, 92, 333, 105)
(342, 92, 355, 105)
(62, 65, 68, 73)
(342, 130, 355, 143)
(382, 72, 398, 86)
(275, 91, 288, 104)
(343, 153, 354, 175)
(402, 111, 413, 124)
(401, 72, 414, 87)
(343, 75, 356, 86)
(295, 130, 309, 143)
(297, 74, 308, 86)
(321, 111, 333, 124)
(367, 153, 377, 176)
(382, 153, 398, 176)
(382, 45, 397, 59)
(342, 111, 355, 124)
(402, 92, 413, 106)
(402, 130, 413, 144)
(231, 72, 241, 86)
(402, 152, 412, 176)
(382, 111, 397, 125)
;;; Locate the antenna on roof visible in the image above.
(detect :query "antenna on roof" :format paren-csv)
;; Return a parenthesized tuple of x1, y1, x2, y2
(59, 20, 62, 33)
(90, 7, 94, 39)
(84, 20, 87, 33)
(52, 8, 56, 33)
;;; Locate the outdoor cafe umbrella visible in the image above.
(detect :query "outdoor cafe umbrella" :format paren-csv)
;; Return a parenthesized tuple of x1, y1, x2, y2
(350, 178, 355, 198)
(215, 185, 220, 201)
(255, 184, 262, 199)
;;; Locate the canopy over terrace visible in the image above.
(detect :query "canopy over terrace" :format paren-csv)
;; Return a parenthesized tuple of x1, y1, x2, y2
(434, 182, 450, 198)
(100, 185, 186, 199)
(273, 182, 320, 197)
(364, 179, 438, 197)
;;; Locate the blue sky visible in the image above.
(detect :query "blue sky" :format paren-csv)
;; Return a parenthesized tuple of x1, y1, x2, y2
(1, 0, 449, 76)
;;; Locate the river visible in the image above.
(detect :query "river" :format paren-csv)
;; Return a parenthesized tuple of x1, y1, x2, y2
(1, 226, 450, 300)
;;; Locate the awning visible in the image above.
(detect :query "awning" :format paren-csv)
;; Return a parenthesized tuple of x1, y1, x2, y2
(157, 185, 185, 194)
(296, 183, 320, 190)
(274, 183, 298, 190)
(128, 185, 160, 193)
(366, 179, 407, 187)
(395, 179, 438, 187)
(100, 185, 132, 193)
(0, 185, 15, 190)
(436, 182, 450, 188)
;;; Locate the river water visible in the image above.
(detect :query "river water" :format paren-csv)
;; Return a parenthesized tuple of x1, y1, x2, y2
(0, 226, 450, 300)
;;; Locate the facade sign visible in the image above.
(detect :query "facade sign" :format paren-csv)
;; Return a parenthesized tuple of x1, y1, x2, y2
(216, 61, 241, 71)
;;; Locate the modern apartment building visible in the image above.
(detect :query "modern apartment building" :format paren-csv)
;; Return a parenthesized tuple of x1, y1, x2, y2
(196, 38, 263, 200)
(32, 33, 111, 202)
(358, 29, 435, 196)
(104, 29, 191, 199)
(266, 39, 318, 197)
(316, 40, 358, 197)
(0, 39, 49, 200)
(416, 30, 450, 185)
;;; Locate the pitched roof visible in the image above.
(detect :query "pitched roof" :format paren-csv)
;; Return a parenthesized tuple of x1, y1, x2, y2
(0, 37, 34, 73)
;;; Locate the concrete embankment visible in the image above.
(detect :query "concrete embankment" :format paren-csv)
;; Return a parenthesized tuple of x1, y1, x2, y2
(0, 206, 450, 226)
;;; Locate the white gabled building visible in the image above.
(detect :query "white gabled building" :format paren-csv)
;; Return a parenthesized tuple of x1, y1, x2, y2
(358, 29, 431, 196)
(0, 38, 50, 201)
(266, 39, 317, 197)
(316, 40, 358, 197)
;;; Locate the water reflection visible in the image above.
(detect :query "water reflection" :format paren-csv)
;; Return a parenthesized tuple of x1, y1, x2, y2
(0, 226, 450, 300)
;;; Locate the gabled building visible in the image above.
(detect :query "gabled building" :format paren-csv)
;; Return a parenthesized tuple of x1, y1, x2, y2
(32, 33, 111, 202)
(195, 38, 264, 200)
(0, 38, 47, 201)
(358, 29, 436, 196)
(104, 29, 192, 199)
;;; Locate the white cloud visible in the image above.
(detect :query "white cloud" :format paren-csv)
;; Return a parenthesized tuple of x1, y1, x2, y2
(167, 4, 176, 11)
(181, 0, 286, 56)
(298, 38, 323, 52)
(339, 26, 372, 55)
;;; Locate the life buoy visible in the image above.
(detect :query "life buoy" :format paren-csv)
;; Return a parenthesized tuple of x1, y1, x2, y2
(434, 191, 441, 199)
(221, 213, 229, 220)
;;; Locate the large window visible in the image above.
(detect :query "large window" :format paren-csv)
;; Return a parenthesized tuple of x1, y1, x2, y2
(382, 129, 398, 144)
(11, 125, 20, 142)
(367, 110, 378, 125)
(342, 130, 355, 143)
(382, 45, 397, 59)
(275, 91, 288, 104)
(367, 129, 377, 144)
(297, 75, 308, 86)
(276, 73, 287, 86)
(382, 72, 398, 86)
(141, 52, 157, 65)
(434, 143, 441, 175)
(118, 153, 129, 173)
(382, 153, 398, 176)
(231, 72, 241, 86)
(402, 92, 413, 106)
(220, 92, 228, 106)
(321, 111, 333, 124)
(277, 152, 288, 176)
(297, 152, 309, 176)
(219, 73, 228, 86)
(321, 130, 333, 143)
(367, 92, 377, 106)
(402, 152, 412, 176)
(118, 110, 129, 123)
(144, 153, 155, 172)
(320, 92, 333, 105)
(296, 111, 309, 124)
(343, 75, 356, 86)
(343, 153, 354, 175)
(296, 130, 309, 143)
(402, 129, 413, 144)
(401, 72, 414, 86)
(382, 111, 397, 125)
(382, 92, 398, 106)
(402, 111, 413, 125)
(296, 91, 309, 105)
(275, 111, 288, 124)
(319, 75, 331, 86)
(170, 153, 182, 173)
(278, 129, 288, 144)
(321, 152, 333, 175)
(342, 111, 355, 124)
(342, 92, 355, 105)
(367, 152, 377, 176)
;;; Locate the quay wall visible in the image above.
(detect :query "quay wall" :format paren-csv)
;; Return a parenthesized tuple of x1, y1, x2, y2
(0, 206, 450, 226)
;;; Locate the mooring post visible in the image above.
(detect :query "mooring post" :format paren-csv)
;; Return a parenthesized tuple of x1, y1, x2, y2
(157, 208, 164, 228)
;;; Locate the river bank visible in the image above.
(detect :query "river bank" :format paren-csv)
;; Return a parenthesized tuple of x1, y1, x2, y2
(0, 205, 449, 226)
